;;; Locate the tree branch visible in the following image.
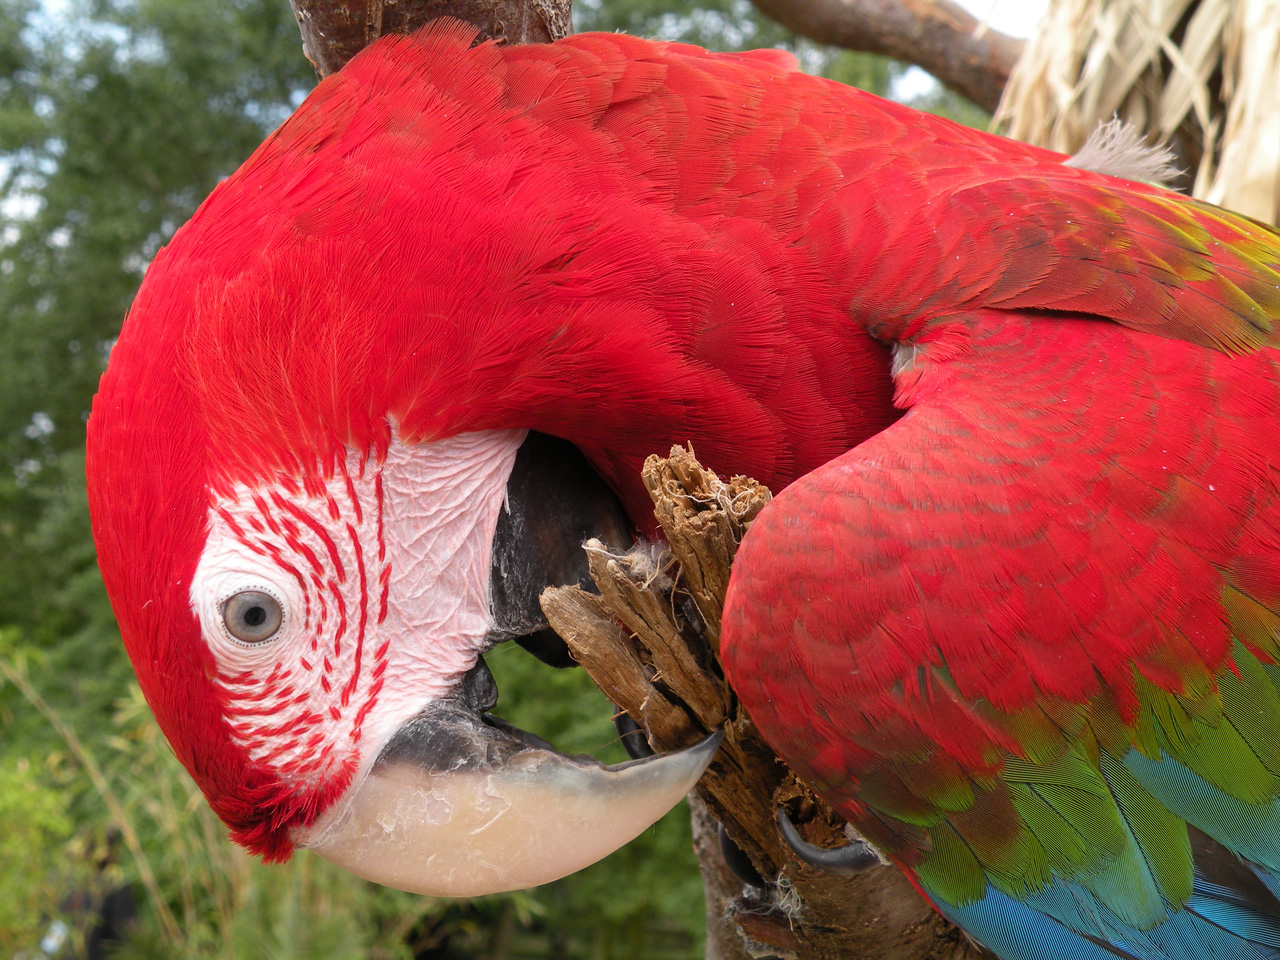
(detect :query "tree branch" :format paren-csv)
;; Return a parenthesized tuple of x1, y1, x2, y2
(749, 0, 1023, 113)
(542, 448, 992, 960)
(288, 0, 571, 77)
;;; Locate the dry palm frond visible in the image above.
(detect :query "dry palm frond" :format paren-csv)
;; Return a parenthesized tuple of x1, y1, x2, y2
(995, 0, 1280, 225)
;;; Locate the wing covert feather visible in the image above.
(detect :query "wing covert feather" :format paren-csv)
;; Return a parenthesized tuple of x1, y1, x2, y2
(721, 308, 1280, 928)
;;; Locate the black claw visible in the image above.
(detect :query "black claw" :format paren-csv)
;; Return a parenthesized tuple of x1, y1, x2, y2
(718, 822, 767, 890)
(777, 809, 884, 876)
(613, 708, 655, 759)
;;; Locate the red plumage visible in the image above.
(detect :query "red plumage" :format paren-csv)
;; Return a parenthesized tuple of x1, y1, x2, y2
(88, 22, 1280, 939)
(89, 22, 906, 856)
(725, 311, 1280, 793)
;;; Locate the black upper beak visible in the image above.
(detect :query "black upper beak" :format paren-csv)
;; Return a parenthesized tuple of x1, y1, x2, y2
(486, 431, 633, 666)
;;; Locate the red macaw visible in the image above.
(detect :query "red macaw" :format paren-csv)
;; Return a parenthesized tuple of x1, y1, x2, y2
(85, 21, 1280, 960)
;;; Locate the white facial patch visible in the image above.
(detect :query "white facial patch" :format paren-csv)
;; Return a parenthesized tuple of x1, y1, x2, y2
(191, 429, 526, 784)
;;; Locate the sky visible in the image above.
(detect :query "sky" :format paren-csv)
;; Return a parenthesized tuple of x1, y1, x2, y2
(960, 0, 1049, 38)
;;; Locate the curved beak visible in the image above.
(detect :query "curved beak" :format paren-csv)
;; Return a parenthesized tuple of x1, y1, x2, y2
(295, 432, 719, 895)
(294, 661, 721, 896)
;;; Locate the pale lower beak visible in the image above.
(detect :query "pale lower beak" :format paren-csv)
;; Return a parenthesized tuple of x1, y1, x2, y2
(293, 661, 720, 896)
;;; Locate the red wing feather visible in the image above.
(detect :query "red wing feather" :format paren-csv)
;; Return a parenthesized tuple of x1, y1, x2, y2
(722, 307, 1280, 847)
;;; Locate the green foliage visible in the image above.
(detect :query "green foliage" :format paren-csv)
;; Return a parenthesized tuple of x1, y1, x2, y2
(0, 0, 984, 956)
(0, 750, 75, 952)
(0, 0, 313, 650)
(0, 0, 41, 150)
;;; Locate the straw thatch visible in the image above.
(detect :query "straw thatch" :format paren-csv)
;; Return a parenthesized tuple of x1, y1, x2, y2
(995, 0, 1280, 225)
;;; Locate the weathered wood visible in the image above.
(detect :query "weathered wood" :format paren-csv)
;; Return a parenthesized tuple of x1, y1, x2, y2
(749, 0, 1022, 113)
(538, 585, 694, 746)
(690, 794, 754, 960)
(542, 446, 991, 960)
(583, 544, 726, 729)
(288, 0, 571, 77)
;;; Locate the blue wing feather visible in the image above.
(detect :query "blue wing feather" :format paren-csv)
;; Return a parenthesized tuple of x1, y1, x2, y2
(926, 750, 1280, 960)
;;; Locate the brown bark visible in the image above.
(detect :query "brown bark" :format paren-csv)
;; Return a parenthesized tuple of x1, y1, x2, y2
(690, 795, 754, 960)
(288, 0, 571, 77)
(749, 0, 1023, 113)
(541, 448, 991, 960)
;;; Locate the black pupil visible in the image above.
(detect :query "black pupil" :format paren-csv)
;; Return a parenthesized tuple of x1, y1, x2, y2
(243, 605, 267, 627)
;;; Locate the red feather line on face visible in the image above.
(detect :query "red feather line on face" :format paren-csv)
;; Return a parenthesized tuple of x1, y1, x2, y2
(206, 459, 389, 783)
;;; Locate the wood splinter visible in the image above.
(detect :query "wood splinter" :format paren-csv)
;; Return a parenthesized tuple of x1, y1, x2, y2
(541, 445, 988, 960)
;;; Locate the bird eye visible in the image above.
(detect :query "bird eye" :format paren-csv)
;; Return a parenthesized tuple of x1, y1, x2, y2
(221, 590, 284, 645)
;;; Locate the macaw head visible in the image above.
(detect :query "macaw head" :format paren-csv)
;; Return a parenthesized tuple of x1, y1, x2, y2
(85, 23, 895, 895)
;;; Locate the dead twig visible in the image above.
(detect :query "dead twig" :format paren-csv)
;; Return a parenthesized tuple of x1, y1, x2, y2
(542, 446, 989, 960)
